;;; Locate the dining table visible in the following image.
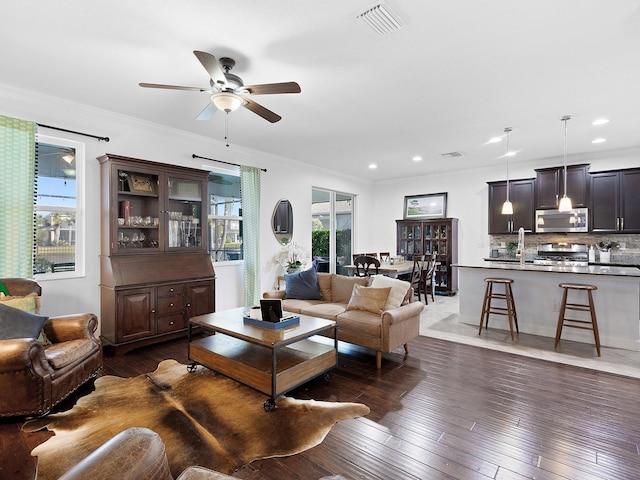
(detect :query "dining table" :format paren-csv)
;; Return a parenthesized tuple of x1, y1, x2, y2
(343, 261, 415, 278)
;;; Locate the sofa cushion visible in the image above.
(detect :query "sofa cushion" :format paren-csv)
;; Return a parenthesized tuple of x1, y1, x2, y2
(300, 303, 347, 320)
(0, 291, 40, 313)
(284, 268, 322, 300)
(330, 275, 368, 304)
(281, 299, 325, 314)
(346, 285, 391, 315)
(370, 275, 411, 310)
(45, 339, 96, 369)
(317, 273, 333, 302)
(0, 302, 48, 340)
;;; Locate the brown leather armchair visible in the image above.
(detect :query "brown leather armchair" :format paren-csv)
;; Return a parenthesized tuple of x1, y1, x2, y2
(0, 278, 102, 417)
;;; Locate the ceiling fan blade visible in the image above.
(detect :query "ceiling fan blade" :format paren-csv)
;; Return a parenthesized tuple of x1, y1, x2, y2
(196, 103, 217, 121)
(243, 98, 282, 123)
(243, 82, 301, 95)
(139, 82, 207, 92)
(193, 50, 227, 86)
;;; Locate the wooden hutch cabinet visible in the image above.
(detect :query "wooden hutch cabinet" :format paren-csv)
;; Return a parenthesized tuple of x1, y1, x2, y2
(396, 218, 458, 295)
(98, 154, 216, 354)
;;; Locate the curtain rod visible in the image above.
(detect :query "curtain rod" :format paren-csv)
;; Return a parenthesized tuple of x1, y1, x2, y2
(37, 123, 110, 142)
(192, 154, 267, 172)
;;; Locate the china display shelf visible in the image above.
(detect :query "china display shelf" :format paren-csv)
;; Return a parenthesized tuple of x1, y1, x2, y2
(118, 190, 158, 198)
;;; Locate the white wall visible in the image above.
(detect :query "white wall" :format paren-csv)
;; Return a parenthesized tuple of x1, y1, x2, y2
(372, 148, 640, 265)
(1, 83, 374, 325)
(2, 82, 637, 328)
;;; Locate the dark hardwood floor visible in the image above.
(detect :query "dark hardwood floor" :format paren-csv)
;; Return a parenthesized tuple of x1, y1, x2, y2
(3, 335, 640, 480)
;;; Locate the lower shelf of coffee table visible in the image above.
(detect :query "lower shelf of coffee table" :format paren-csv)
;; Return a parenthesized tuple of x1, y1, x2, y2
(189, 334, 337, 397)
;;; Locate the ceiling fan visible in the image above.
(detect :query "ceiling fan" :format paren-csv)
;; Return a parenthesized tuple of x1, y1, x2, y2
(139, 51, 301, 123)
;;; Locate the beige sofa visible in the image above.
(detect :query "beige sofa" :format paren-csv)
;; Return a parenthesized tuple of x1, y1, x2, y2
(263, 272, 423, 369)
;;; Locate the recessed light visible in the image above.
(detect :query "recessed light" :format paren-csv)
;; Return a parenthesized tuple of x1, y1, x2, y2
(412, 156, 422, 162)
(592, 138, 607, 144)
(592, 118, 609, 126)
(368, 163, 377, 169)
(488, 136, 502, 143)
(505, 151, 516, 157)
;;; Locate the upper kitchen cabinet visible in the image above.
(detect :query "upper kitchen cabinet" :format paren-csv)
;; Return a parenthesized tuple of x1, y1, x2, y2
(590, 168, 640, 233)
(487, 179, 535, 234)
(535, 164, 589, 209)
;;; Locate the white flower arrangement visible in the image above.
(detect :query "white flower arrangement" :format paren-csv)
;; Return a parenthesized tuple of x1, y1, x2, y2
(270, 241, 311, 272)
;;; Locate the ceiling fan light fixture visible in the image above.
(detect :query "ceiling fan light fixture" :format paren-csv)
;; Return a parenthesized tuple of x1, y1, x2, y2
(211, 92, 244, 112)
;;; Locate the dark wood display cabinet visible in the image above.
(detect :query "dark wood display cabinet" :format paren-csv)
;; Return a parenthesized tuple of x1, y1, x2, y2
(487, 179, 535, 234)
(396, 218, 458, 295)
(535, 164, 589, 209)
(98, 154, 216, 354)
(590, 168, 640, 233)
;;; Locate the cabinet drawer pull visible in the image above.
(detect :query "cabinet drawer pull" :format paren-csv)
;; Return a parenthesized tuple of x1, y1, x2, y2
(169, 321, 174, 325)
(169, 303, 174, 307)
(151, 309, 156, 313)
(186, 303, 191, 307)
(169, 288, 174, 292)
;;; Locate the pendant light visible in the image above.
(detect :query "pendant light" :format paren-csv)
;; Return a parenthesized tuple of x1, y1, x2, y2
(558, 115, 573, 212)
(501, 127, 514, 215)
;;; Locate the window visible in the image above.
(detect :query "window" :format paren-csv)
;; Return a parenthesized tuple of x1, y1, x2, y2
(34, 135, 84, 277)
(208, 170, 242, 262)
(312, 188, 354, 275)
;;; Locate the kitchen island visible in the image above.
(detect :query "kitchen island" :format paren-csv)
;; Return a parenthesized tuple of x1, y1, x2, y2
(455, 262, 640, 351)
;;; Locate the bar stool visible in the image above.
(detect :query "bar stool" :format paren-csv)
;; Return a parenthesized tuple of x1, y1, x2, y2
(554, 283, 600, 356)
(478, 278, 519, 341)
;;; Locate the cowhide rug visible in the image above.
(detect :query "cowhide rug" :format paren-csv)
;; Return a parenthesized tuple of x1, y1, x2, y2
(23, 359, 369, 479)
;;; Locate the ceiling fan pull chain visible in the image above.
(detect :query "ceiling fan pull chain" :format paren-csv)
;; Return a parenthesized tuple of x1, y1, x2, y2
(225, 112, 230, 147)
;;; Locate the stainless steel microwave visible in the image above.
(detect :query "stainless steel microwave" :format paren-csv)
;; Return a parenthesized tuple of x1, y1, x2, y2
(535, 208, 588, 233)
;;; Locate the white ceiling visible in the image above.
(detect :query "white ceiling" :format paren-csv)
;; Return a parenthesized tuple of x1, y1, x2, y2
(2, 1, 640, 180)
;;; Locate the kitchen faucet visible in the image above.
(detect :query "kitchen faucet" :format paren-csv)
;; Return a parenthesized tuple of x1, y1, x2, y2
(516, 227, 525, 266)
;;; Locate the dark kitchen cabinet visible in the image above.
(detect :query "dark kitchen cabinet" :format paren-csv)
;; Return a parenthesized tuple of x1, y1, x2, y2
(535, 164, 589, 209)
(590, 169, 640, 233)
(487, 179, 535, 234)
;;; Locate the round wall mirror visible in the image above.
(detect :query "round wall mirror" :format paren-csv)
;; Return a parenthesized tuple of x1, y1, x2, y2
(272, 199, 293, 244)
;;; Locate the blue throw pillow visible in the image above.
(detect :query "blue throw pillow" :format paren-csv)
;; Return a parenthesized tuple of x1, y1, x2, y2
(0, 302, 48, 340)
(284, 268, 323, 300)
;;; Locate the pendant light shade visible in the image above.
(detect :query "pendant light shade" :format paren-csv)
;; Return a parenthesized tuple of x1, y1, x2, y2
(501, 127, 514, 215)
(558, 115, 573, 212)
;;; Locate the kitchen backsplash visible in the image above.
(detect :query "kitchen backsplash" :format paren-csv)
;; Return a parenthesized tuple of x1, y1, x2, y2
(489, 233, 640, 265)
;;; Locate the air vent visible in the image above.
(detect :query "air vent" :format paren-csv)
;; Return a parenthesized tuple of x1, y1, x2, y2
(441, 151, 464, 158)
(356, 3, 404, 37)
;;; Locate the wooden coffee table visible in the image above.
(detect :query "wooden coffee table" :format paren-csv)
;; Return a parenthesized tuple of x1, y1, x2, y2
(188, 307, 337, 411)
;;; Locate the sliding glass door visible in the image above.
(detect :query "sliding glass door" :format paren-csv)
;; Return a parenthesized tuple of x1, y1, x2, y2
(312, 188, 354, 275)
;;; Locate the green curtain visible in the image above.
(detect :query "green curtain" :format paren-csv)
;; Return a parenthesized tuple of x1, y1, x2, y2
(0, 116, 36, 278)
(240, 166, 261, 306)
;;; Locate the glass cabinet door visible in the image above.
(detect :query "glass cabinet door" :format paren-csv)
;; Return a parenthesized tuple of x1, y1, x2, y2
(115, 169, 160, 253)
(167, 176, 205, 250)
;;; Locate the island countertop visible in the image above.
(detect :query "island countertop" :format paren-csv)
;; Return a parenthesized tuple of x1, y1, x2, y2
(455, 261, 640, 277)
(455, 262, 640, 351)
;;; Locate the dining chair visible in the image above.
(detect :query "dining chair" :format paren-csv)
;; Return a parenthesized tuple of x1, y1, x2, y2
(352, 253, 365, 263)
(379, 252, 391, 262)
(409, 255, 426, 301)
(421, 253, 437, 304)
(365, 252, 378, 258)
(353, 255, 380, 277)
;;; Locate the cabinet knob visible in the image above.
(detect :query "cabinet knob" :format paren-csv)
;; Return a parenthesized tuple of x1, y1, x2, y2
(169, 288, 174, 292)
(169, 321, 174, 325)
(151, 309, 156, 313)
(186, 303, 191, 307)
(169, 303, 174, 307)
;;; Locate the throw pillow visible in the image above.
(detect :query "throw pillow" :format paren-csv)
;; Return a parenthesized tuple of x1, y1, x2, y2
(370, 275, 411, 310)
(0, 302, 48, 340)
(346, 284, 391, 315)
(0, 292, 40, 313)
(284, 268, 323, 300)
